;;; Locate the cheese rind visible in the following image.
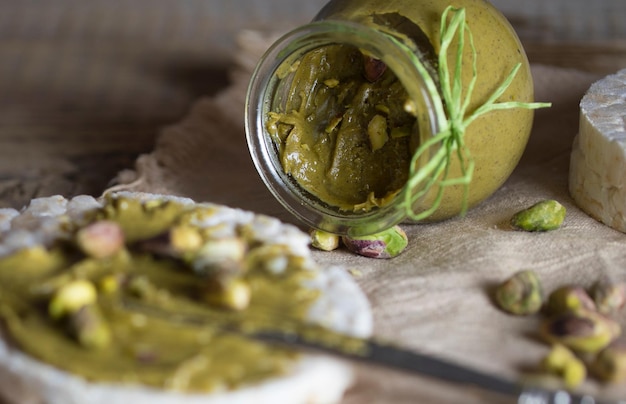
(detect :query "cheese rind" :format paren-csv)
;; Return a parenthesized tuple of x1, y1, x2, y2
(569, 68, 626, 232)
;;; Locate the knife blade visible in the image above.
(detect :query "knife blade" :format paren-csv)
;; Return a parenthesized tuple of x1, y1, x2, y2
(252, 328, 607, 404)
(122, 299, 613, 404)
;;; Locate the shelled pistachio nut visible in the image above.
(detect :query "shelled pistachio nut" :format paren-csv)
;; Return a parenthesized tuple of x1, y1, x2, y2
(591, 279, 626, 315)
(546, 286, 597, 316)
(310, 229, 340, 252)
(367, 114, 389, 152)
(561, 357, 587, 389)
(494, 270, 543, 315)
(342, 225, 408, 259)
(592, 340, 626, 383)
(541, 344, 587, 389)
(541, 310, 621, 354)
(510, 200, 566, 232)
(542, 344, 576, 372)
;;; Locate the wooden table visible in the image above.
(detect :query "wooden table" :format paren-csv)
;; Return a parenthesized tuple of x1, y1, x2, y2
(0, 3, 626, 403)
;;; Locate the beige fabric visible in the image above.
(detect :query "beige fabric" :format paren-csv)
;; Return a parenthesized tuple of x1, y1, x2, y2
(111, 31, 626, 403)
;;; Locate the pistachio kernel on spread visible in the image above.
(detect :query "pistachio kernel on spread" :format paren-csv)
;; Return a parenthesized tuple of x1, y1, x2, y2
(0, 194, 345, 392)
(66, 304, 112, 350)
(48, 279, 99, 319)
(75, 220, 125, 259)
(368, 114, 390, 152)
(203, 277, 252, 311)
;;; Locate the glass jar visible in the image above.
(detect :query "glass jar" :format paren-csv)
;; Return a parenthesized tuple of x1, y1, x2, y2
(245, 0, 542, 237)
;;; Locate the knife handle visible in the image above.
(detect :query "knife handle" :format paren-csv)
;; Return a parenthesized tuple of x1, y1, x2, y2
(518, 388, 600, 404)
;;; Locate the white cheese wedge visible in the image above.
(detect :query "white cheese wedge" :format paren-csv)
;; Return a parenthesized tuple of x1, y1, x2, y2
(569, 68, 626, 232)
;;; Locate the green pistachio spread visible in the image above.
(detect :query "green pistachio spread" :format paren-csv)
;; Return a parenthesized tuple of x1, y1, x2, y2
(267, 44, 417, 212)
(0, 196, 322, 392)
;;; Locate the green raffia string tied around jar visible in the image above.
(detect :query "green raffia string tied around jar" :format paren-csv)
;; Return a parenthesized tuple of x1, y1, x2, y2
(399, 6, 551, 222)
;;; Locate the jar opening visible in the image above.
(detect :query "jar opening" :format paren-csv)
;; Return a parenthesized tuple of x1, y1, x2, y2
(245, 21, 441, 236)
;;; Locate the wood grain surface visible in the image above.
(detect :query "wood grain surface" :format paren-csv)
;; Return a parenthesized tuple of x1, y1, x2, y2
(0, 2, 625, 404)
(0, 1, 233, 208)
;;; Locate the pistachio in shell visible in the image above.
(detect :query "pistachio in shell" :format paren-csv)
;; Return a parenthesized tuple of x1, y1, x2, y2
(342, 225, 408, 259)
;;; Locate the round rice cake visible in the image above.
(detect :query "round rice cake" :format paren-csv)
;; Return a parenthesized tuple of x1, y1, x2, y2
(0, 192, 372, 404)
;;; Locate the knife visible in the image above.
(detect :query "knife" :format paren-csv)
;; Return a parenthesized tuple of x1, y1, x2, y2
(254, 328, 614, 404)
(123, 299, 614, 404)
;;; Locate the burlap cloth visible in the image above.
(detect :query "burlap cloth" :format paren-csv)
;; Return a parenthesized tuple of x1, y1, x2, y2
(110, 31, 626, 403)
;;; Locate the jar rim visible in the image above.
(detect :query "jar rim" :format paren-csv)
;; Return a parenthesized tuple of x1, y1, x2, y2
(245, 20, 444, 236)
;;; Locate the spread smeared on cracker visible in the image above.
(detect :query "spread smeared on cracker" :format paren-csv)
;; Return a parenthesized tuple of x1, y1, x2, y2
(0, 193, 369, 393)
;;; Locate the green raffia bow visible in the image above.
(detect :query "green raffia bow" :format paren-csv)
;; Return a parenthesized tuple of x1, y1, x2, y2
(400, 6, 551, 222)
